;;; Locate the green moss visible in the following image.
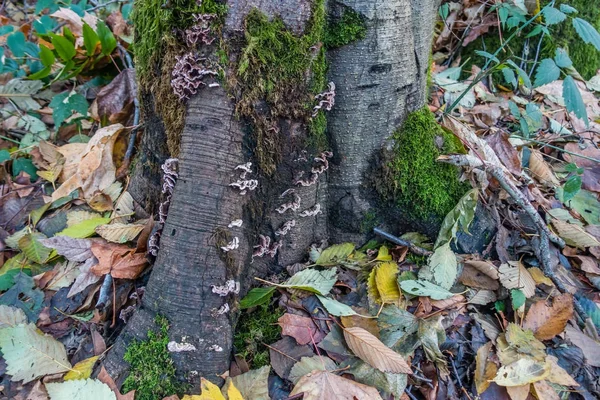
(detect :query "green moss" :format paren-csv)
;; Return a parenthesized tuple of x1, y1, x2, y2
(383, 107, 468, 219)
(122, 316, 186, 400)
(324, 7, 367, 49)
(233, 303, 283, 368)
(233, 0, 327, 174)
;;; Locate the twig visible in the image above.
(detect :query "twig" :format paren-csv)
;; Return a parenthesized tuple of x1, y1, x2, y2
(86, 0, 128, 12)
(404, 386, 419, 400)
(96, 274, 113, 309)
(438, 155, 565, 248)
(374, 227, 433, 256)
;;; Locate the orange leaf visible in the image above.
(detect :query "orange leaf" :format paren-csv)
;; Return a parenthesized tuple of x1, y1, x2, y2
(523, 293, 574, 340)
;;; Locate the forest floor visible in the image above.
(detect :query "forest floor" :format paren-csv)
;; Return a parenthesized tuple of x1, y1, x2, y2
(1, 0, 600, 399)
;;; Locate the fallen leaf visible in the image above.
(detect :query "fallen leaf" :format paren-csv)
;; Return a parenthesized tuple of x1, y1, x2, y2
(475, 341, 497, 394)
(97, 365, 136, 400)
(523, 293, 573, 340)
(529, 149, 559, 186)
(498, 262, 536, 298)
(564, 324, 600, 367)
(93, 69, 137, 123)
(45, 379, 116, 400)
(290, 370, 383, 400)
(506, 384, 530, 400)
(532, 380, 559, 400)
(45, 260, 81, 291)
(545, 355, 579, 387)
(289, 355, 337, 384)
(345, 358, 408, 399)
(551, 219, 600, 248)
(278, 313, 325, 345)
(68, 259, 101, 297)
(231, 365, 270, 400)
(459, 264, 499, 290)
(110, 252, 148, 279)
(64, 355, 99, 380)
(422, 242, 457, 290)
(277, 268, 337, 296)
(399, 279, 454, 300)
(463, 259, 499, 280)
(373, 261, 402, 304)
(343, 327, 412, 374)
(0, 305, 27, 328)
(40, 236, 94, 262)
(505, 323, 546, 361)
(493, 357, 550, 387)
(96, 222, 145, 243)
(486, 131, 521, 175)
(340, 312, 379, 337)
(111, 190, 134, 224)
(0, 323, 71, 383)
(269, 336, 314, 380)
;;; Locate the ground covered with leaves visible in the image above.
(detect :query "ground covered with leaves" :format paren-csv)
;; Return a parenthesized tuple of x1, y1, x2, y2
(1, 0, 600, 399)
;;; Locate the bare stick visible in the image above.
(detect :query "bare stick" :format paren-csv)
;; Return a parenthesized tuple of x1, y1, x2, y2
(374, 227, 433, 256)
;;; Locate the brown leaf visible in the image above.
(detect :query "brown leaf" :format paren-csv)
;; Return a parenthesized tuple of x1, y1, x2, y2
(572, 255, 600, 273)
(459, 264, 499, 290)
(278, 314, 325, 346)
(563, 142, 600, 168)
(506, 384, 530, 400)
(429, 294, 466, 311)
(97, 365, 135, 400)
(529, 149, 559, 187)
(498, 262, 536, 298)
(464, 259, 499, 280)
(523, 293, 573, 340)
(68, 259, 101, 297)
(475, 341, 497, 395)
(485, 131, 521, 175)
(90, 241, 131, 276)
(93, 69, 136, 123)
(551, 219, 600, 248)
(532, 380, 559, 400)
(111, 252, 148, 279)
(564, 324, 600, 367)
(343, 327, 412, 374)
(290, 370, 383, 400)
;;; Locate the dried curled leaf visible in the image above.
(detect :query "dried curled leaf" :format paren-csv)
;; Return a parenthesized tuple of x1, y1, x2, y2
(343, 327, 412, 374)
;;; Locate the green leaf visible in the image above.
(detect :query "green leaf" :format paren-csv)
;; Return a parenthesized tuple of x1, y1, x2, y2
(96, 21, 117, 56)
(0, 149, 10, 162)
(18, 232, 51, 264)
(28, 66, 52, 80)
(277, 268, 337, 295)
(399, 280, 454, 300)
(511, 289, 526, 310)
(436, 188, 478, 248)
(50, 34, 76, 61)
(576, 295, 600, 330)
(49, 91, 89, 127)
(573, 18, 600, 51)
(557, 188, 600, 224)
(0, 323, 71, 384)
(560, 4, 577, 14)
(542, 7, 567, 25)
(554, 48, 572, 68)
(82, 23, 100, 56)
(344, 359, 407, 399)
(475, 50, 499, 64)
(0, 273, 43, 322)
(502, 68, 517, 87)
(563, 175, 582, 202)
(563, 75, 588, 126)
(0, 26, 14, 36)
(7, 31, 26, 57)
(317, 295, 358, 316)
(423, 242, 457, 290)
(39, 44, 55, 67)
(316, 243, 355, 266)
(12, 158, 37, 180)
(239, 287, 276, 309)
(30, 202, 51, 227)
(506, 60, 532, 88)
(46, 379, 116, 400)
(57, 217, 111, 238)
(534, 58, 560, 87)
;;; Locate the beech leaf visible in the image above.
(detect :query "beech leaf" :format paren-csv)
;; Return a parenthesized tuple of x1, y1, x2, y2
(46, 379, 116, 400)
(343, 326, 412, 374)
(399, 279, 454, 300)
(523, 293, 574, 340)
(498, 262, 536, 298)
(493, 357, 550, 387)
(290, 370, 383, 400)
(316, 243, 355, 266)
(289, 356, 337, 384)
(96, 223, 145, 243)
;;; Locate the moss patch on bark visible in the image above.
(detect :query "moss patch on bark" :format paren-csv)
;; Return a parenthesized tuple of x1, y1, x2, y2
(380, 107, 468, 219)
(324, 7, 367, 49)
(122, 316, 186, 400)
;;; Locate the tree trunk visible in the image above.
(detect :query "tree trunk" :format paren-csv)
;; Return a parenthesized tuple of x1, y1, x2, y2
(104, 0, 439, 389)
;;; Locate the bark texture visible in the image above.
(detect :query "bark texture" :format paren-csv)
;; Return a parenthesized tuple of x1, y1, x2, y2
(106, 0, 438, 389)
(327, 0, 439, 243)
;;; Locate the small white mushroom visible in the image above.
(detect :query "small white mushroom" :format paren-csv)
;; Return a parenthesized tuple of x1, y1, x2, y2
(221, 237, 239, 252)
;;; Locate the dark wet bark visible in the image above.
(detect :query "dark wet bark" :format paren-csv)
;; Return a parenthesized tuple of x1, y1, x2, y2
(105, 0, 438, 388)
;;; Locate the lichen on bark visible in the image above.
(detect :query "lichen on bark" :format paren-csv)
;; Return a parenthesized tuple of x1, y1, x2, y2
(379, 106, 468, 219)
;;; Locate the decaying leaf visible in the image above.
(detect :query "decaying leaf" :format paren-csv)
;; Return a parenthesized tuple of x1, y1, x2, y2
(498, 262, 536, 298)
(493, 357, 550, 387)
(231, 365, 270, 400)
(111, 191, 135, 223)
(343, 327, 412, 374)
(475, 341, 497, 394)
(96, 222, 145, 243)
(290, 370, 383, 400)
(532, 380, 559, 400)
(529, 149, 560, 186)
(421, 242, 458, 290)
(551, 219, 600, 248)
(523, 293, 574, 340)
(0, 323, 71, 383)
(45, 379, 116, 400)
(278, 313, 325, 345)
(0, 305, 27, 328)
(90, 241, 147, 279)
(435, 188, 479, 247)
(289, 355, 337, 384)
(505, 323, 546, 361)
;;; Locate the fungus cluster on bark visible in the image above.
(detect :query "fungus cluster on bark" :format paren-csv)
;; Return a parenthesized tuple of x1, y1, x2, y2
(171, 53, 219, 101)
(294, 151, 332, 186)
(312, 82, 336, 117)
(184, 13, 216, 47)
(229, 162, 258, 195)
(148, 158, 179, 257)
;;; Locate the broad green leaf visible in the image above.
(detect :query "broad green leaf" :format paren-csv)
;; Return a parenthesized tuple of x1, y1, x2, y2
(511, 289, 526, 310)
(399, 280, 454, 300)
(57, 217, 111, 238)
(554, 48, 572, 68)
(435, 188, 478, 248)
(18, 232, 51, 264)
(39, 44, 55, 67)
(239, 287, 276, 309)
(316, 243, 355, 266)
(573, 18, 600, 51)
(534, 58, 560, 87)
(377, 305, 419, 350)
(46, 379, 116, 400)
(542, 7, 566, 25)
(423, 242, 457, 290)
(0, 273, 43, 322)
(0, 26, 14, 36)
(0, 323, 71, 383)
(557, 187, 600, 224)
(0, 149, 9, 162)
(317, 295, 358, 316)
(96, 21, 117, 56)
(27, 66, 52, 80)
(50, 34, 76, 61)
(562, 175, 582, 202)
(502, 68, 517, 87)
(475, 50, 499, 64)
(30, 202, 51, 227)
(289, 356, 337, 384)
(506, 60, 532, 88)
(7, 31, 26, 57)
(563, 75, 588, 126)
(64, 356, 99, 380)
(12, 157, 38, 180)
(49, 91, 89, 128)
(560, 4, 577, 14)
(82, 23, 100, 55)
(277, 268, 337, 295)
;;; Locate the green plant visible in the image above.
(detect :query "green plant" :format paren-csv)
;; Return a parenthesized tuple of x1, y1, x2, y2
(122, 316, 186, 400)
(233, 303, 283, 368)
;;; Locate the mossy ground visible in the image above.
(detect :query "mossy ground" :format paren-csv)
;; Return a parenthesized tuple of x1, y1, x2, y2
(233, 303, 283, 368)
(122, 316, 186, 400)
(461, 0, 600, 80)
(380, 107, 468, 219)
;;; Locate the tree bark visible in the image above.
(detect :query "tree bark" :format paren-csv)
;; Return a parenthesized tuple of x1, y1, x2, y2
(104, 0, 439, 389)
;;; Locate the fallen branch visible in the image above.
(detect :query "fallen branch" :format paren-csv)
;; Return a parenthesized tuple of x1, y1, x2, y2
(373, 228, 433, 257)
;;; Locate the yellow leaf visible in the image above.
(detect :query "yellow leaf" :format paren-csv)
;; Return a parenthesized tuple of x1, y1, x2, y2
(506, 384, 531, 400)
(374, 262, 401, 304)
(375, 245, 392, 261)
(38, 162, 63, 184)
(528, 267, 553, 286)
(493, 357, 550, 387)
(367, 267, 380, 304)
(226, 380, 245, 400)
(474, 342, 497, 394)
(551, 219, 600, 248)
(64, 355, 99, 380)
(95, 222, 145, 243)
